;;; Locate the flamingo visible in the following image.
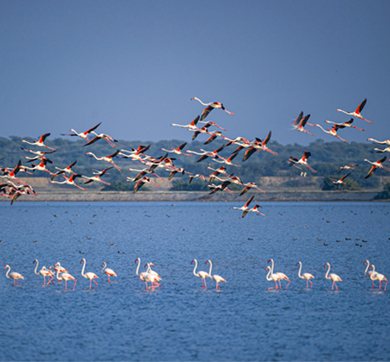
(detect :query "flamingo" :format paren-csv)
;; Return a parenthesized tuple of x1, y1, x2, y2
(86, 150, 122, 171)
(145, 263, 162, 289)
(50, 174, 87, 191)
(84, 131, 118, 147)
(364, 156, 390, 179)
(191, 259, 209, 289)
(203, 131, 230, 145)
(191, 97, 234, 121)
(265, 266, 280, 290)
(296, 261, 314, 288)
(288, 151, 317, 173)
(189, 174, 208, 184)
(239, 182, 266, 195)
(56, 270, 77, 291)
(0, 160, 25, 184)
(54, 262, 68, 273)
(329, 172, 351, 184)
(4, 265, 24, 286)
(161, 142, 192, 156)
(191, 123, 213, 141)
(337, 98, 372, 124)
(374, 147, 390, 153)
(233, 195, 254, 218)
(268, 259, 290, 289)
(247, 204, 267, 217)
(205, 260, 226, 290)
(292, 112, 315, 135)
(336, 164, 358, 174)
(171, 116, 200, 131)
(101, 262, 117, 282)
(313, 124, 348, 143)
(242, 132, 278, 160)
(363, 260, 375, 288)
(21, 133, 56, 150)
(325, 118, 365, 131)
(128, 176, 159, 194)
(80, 258, 98, 289)
(135, 258, 155, 290)
(212, 152, 241, 167)
(61, 122, 101, 142)
(167, 166, 191, 181)
(369, 265, 387, 291)
(33, 259, 51, 285)
(324, 263, 342, 291)
(208, 181, 234, 195)
(83, 167, 113, 185)
(25, 159, 54, 175)
(186, 144, 227, 163)
(52, 160, 78, 178)
(367, 138, 390, 146)
(207, 165, 229, 182)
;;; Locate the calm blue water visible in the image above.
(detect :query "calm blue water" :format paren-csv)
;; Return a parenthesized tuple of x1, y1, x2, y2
(0, 201, 389, 361)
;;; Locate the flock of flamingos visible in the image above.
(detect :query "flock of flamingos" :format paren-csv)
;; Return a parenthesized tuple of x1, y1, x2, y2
(0, 97, 388, 292)
(3, 258, 387, 292)
(1, 97, 390, 213)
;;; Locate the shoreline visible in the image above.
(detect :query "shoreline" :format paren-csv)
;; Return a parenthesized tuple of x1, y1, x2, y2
(0, 190, 384, 202)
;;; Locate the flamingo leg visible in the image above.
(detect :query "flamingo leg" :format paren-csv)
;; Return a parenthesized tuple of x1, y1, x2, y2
(108, 275, 110, 283)
(379, 281, 382, 292)
(309, 280, 313, 288)
(285, 280, 291, 289)
(384, 281, 387, 291)
(306, 280, 309, 289)
(73, 280, 77, 290)
(89, 279, 92, 289)
(372, 280, 375, 289)
(204, 278, 207, 289)
(65, 280, 68, 291)
(93, 279, 98, 289)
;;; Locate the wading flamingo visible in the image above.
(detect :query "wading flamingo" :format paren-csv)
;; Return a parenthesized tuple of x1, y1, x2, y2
(4, 265, 24, 286)
(205, 260, 226, 290)
(56, 270, 77, 291)
(265, 266, 279, 290)
(191, 259, 209, 289)
(296, 261, 314, 288)
(268, 259, 290, 289)
(145, 263, 162, 289)
(337, 98, 372, 124)
(33, 259, 51, 285)
(324, 263, 342, 291)
(364, 260, 375, 288)
(369, 265, 387, 291)
(80, 258, 98, 289)
(101, 262, 117, 282)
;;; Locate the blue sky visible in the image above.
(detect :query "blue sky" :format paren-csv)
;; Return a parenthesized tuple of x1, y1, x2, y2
(1, 1, 389, 146)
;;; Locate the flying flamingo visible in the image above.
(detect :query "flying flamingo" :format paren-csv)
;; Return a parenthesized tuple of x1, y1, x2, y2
(324, 263, 342, 291)
(167, 166, 192, 181)
(4, 265, 24, 286)
(364, 156, 390, 179)
(329, 172, 351, 184)
(61, 122, 101, 142)
(313, 124, 348, 143)
(83, 167, 113, 185)
(265, 266, 280, 290)
(336, 164, 358, 174)
(239, 182, 266, 195)
(21, 133, 56, 150)
(191, 123, 213, 141)
(101, 262, 117, 283)
(288, 151, 317, 173)
(337, 98, 372, 124)
(80, 258, 98, 289)
(325, 118, 365, 131)
(52, 160, 78, 178)
(208, 165, 230, 182)
(374, 147, 390, 153)
(212, 152, 241, 167)
(367, 138, 390, 146)
(296, 261, 314, 288)
(205, 260, 226, 290)
(292, 112, 315, 136)
(56, 270, 77, 291)
(86, 150, 122, 171)
(203, 131, 230, 145)
(189, 174, 208, 183)
(84, 131, 118, 147)
(128, 176, 159, 194)
(363, 260, 375, 288)
(161, 142, 192, 156)
(369, 265, 387, 291)
(191, 259, 209, 289)
(0, 160, 25, 184)
(33, 259, 51, 285)
(247, 204, 267, 217)
(268, 259, 290, 289)
(171, 116, 200, 131)
(233, 196, 255, 218)
(26, 159, 55, 175)
(50, 174, 87, 191)
(186, 144, 227, 163)
(191, 97, 234, 121)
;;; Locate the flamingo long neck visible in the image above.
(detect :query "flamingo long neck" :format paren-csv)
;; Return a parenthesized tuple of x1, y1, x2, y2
(81, 259, 86, 277)
(5, 265, 11, 279)
(207, 260, 213, 276)
(135, 258, 141, 276)
(270, 259, 275, 273)
(266, 267, 272, 281)
(325, 264, 331, 280)
(364, 261, 370, 275)
(56, 270, 62, 281)
(192, 97, 210, 107)
(297, 262, 303, 278)
(370, 265, 376, 279)
(192, 260, 198, 276)
(34, 260, 39, 275)
(315, 124, 328, 134)
(101, 262, 106, 273)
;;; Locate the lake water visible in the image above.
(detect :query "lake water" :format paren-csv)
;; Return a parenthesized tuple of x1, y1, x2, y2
(0, 201, 389, 361)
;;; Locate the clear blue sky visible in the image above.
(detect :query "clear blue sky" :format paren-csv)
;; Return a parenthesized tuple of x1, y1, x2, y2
(1, 1, 389, 146)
